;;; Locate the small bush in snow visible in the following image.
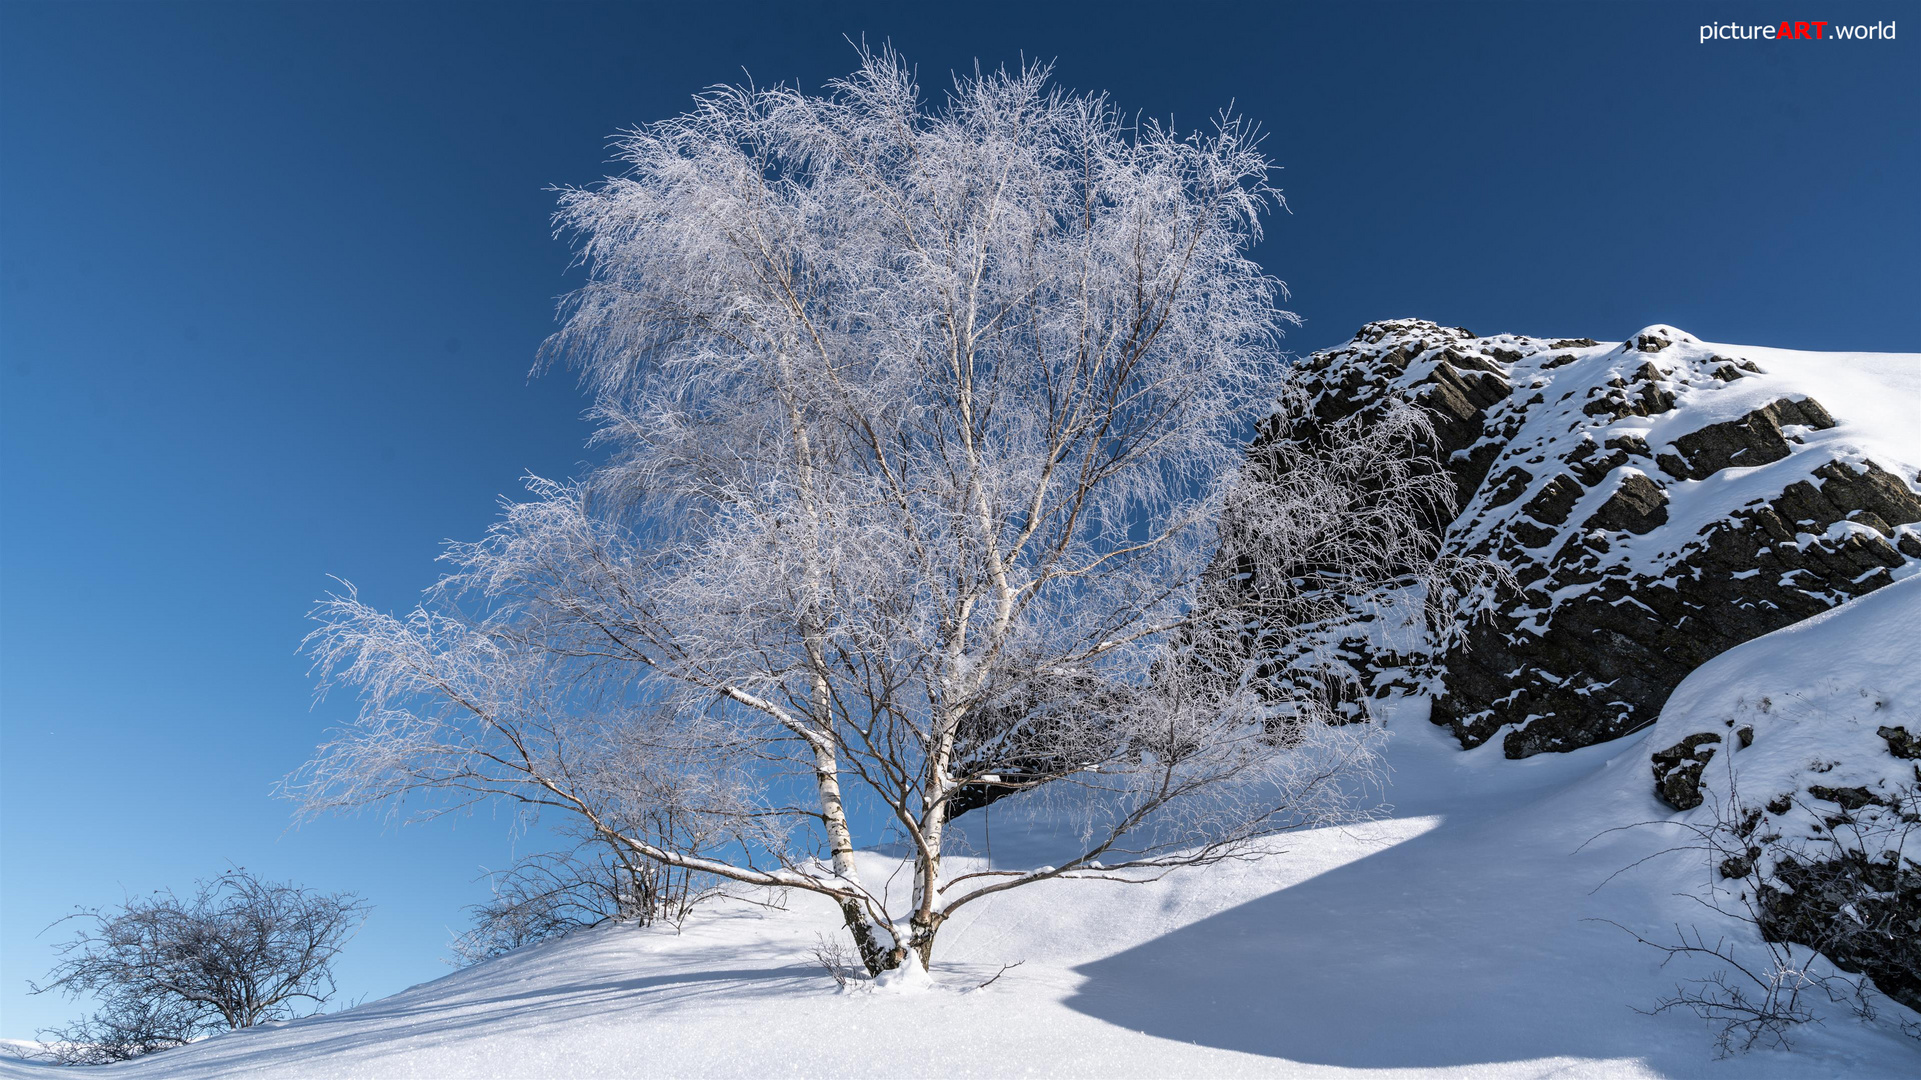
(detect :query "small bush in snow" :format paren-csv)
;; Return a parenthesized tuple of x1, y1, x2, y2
(452, 841, 722, 965)
(30, 869, 366, 1065)
(1600, 770, 1921, 1054)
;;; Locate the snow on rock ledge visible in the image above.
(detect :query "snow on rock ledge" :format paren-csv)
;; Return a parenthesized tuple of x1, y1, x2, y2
(1286, 319, 1921, 758)
(1641, 574, 1921, 1011)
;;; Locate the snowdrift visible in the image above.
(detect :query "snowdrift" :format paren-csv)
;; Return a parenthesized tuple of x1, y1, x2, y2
(1638, 573, 1921, 1015)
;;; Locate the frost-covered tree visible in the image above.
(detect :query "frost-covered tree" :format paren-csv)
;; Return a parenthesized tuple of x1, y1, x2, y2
(293, 50, 1475, 978)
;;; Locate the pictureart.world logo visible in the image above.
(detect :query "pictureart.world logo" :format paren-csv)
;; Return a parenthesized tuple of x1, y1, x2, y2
(1701, 19, 1897, 42)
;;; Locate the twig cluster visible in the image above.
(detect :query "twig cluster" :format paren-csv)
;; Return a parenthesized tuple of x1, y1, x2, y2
(1595, 759, 1921, 1055)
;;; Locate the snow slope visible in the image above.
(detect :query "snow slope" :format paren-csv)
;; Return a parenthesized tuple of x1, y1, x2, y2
(1638, 572, 1921, 932)
(7, 692, 1917, 1079)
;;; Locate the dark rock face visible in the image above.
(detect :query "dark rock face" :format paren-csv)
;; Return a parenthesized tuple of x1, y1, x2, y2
(1584, 472, 1668, 535)
(1657, 398, 1836, 481)
(1285, 319, 1921, 759)
(1290, 320, 1511, 505)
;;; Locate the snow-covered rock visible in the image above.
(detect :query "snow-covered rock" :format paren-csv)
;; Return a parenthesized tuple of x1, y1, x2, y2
(1641, 573, 1921, 1011)
(1268, 320, 1921, 1018)
(1287, 319, 1921, 759)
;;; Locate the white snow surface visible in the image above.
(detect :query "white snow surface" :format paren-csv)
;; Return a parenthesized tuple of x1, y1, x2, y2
(9, 695, 1918, 1077)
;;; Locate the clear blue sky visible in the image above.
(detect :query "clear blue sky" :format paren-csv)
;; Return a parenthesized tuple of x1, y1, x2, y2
(2, 0, 1914, 1036)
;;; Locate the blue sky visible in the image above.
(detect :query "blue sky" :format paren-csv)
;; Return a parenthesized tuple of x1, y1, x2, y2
(2, 0, 1914, 1035)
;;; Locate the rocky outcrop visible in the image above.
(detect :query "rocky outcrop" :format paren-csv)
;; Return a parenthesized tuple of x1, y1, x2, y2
(1265, 326, 1921, 1012)
(1286, 319, 1921, 758)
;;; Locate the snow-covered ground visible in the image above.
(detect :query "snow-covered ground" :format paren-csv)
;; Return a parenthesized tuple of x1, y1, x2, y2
(8, 658, 1918, 1077)
(7, 335, 1915, 1079)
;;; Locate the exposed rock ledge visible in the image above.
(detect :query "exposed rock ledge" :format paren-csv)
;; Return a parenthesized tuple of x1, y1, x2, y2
(1285, 319, 1921, 759)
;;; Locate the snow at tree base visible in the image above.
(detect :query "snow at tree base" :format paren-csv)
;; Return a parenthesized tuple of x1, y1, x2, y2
(6, 325, 1915, 1078)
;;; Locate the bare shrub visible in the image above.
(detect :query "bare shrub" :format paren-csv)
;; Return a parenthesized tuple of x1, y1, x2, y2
(811, 933, 857, 990)
(1594, 769, 1921, 1053)
(1601, 919, 1844, 1056)
(452, 840, 723, 965)
(30, 870, 366, 1065)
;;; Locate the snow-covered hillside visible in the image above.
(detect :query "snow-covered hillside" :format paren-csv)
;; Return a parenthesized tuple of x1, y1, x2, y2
(1647, 575, 1920, 834)
(6, 329, 1916, 1079)
(5, 689, 1918, 1078)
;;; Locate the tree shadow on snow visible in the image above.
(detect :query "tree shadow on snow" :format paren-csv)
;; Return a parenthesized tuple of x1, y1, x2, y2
(1063, 764, 1715, 1072)
(115, 935, 824, 1078)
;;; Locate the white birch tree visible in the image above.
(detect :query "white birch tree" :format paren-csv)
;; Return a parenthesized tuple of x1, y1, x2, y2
(292, 50, 1474, 978)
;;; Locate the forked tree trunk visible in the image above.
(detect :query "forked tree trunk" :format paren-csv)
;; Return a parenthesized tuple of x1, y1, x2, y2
(810, 739, 896, 974)
(906, 695, 968, 970)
